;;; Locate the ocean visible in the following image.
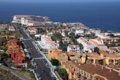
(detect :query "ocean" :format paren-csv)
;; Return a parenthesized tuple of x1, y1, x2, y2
(0, 2, 120, 32)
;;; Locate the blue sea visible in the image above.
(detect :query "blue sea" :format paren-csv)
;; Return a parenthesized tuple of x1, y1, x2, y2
(0, 2, 120, 32)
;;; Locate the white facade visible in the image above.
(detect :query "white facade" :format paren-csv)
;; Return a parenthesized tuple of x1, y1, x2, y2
(35, 34, 41, 38)
(12, 15, 49, 25)
(77, 37, 94, 53)
(89, 39, 108, 51)
(75, 29, 84, 36)
(67, 45, 80, 53)
(61, 32, 66, 37)
(62, 37, 70, 43)
(41, 35, 59, 49)
(96, 33, 109, 38)
(27, 22, 42, 26)
(0, 24, 7, 30)
(28, 27, 38, 34)
(89, 29, 101, 34)
(9, 26, 15, 31)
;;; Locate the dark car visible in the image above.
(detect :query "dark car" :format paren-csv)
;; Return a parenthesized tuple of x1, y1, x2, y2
(41, 70, 45, 73)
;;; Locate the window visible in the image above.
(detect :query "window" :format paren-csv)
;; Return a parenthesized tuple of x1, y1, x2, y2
(79, 69, 81, 73)
(87, 73, 89, 78)
(84, 72, 86, 76)
(81, 70, 83, 74)
(90, 75, 92, 79)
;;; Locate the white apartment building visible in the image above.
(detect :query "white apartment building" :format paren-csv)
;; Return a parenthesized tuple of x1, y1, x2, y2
(12, 15, 49, 25)
(75, 29, 84, 36)
(89, 29, 101, 34)
(53, 22, 61, 27)
(0, 24, 8, 30)
(96, 33, 109, 38)
(67, 45, 80, 53)
(62, 37, 70, 43)
(41, 35, 59, 49)
(89, 39, 108, 51)
(9, 26, 15, 31)
(28, 27, 38, 34)
(77, 37, 94, 53)
(62, 23, 82, 27)
(61, 32, 66, 36)
(27, 21, 43, 26)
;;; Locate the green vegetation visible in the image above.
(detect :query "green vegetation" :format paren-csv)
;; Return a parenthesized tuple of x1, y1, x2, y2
(69, 32, 75, 40)
(94, 47, 100, 53)
(15, 31, 21, 39)
(37, 28, 46, 33)
(58, 68, 68, 80)
(27, 63, 34, 69)
(6, 58, 12, 63)
(59, 40, 68, 52)
(0, 37, 7, 46)
(0, 66, 22, 80)
(52, 32, 63, 41)
(50, 59, 59, 66)
(16, 70, 35, 80)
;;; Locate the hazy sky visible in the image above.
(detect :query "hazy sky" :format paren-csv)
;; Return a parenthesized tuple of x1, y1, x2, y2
(1, 0, 120, 2)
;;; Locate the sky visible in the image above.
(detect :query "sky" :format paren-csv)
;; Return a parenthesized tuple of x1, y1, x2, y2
(0, 0, 120, 2)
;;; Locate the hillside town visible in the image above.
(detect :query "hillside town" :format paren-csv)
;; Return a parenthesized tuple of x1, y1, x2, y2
(0, 15, 120, 80)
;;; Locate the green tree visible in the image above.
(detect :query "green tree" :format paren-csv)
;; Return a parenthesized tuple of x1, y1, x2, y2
(53, 32, 63, 41)
(27, 63, 34, 69)
(94, 47, 100, 53)
(50, 59, 59, 66)
(15, 31, 21, 39)
(79, 43, 83, 49)
(3, 46, 8, 52)
(6, 58, 12, 63)
(58, 68, 68, 80)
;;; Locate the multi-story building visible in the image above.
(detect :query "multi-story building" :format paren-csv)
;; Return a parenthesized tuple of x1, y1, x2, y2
(12, 15, 49, 24)
(27, 21, 42, 26)
(96, 33, 109, 38)
(96, 37, 120, 46)
(6, 40, 27, 65)
(48, 48, 68, 63)
(0, 24, 8, 30)
(62, 37, 70, 43)
(67, 45, 80, 53)
(28, 27, 38, 34)
(99, 50, 120, 65)
(75, 29, 84, 36)
(89, 29, 101, 34)
(79, 53, 103, 65)
(77, 37, 94, 53)
(41, 35, 59, 49)
(109, 47, 120, 53)
(9, 26, 15, 31)
(62, 60, 120, 80)
(89, 39, 108, 50)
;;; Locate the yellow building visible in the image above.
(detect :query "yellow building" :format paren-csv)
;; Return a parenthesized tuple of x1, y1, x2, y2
(48, 48, 68, 63)
(62, 60, 120, 80)
(79, 53, 104, 65)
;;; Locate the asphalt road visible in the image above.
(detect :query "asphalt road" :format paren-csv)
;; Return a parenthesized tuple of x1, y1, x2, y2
(19, 27, 54, 80)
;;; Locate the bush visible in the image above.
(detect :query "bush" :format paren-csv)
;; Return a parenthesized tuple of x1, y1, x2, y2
(50, 59, 59, 66)
(27, 64, 34, 69)
(58, 68, 68, 80)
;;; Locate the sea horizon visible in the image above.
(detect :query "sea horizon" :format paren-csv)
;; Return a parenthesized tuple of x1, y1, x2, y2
(0, 1, 120, 32)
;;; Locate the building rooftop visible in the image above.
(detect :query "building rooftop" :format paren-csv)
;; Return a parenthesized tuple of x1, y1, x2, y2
(62, 61, 120, 80)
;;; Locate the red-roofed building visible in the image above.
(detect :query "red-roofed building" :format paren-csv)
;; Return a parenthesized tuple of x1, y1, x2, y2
(67, 45, 80, 53)
(77, 37, 94, 53)
(9, 26, 15, 31)
(0, 24, 8, 30)
(6, 40, 27, 65)
(62, 37, 70, 43)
